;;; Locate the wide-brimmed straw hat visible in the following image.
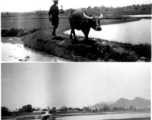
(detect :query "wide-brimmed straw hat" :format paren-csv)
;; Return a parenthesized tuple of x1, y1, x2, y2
(41, 111, 53, 117)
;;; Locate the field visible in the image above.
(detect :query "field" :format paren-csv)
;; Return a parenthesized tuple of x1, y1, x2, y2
(1, 12, 151, 62)
(2, 112, 151, 120)
(108, 118, 150, 120)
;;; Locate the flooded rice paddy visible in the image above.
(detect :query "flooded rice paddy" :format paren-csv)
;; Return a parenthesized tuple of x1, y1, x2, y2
(65, 19, 151, 44)
(1, 37, 68, 62)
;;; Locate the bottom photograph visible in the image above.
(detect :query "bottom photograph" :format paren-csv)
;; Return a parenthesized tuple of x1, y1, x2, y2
(2, 63, 151, 120)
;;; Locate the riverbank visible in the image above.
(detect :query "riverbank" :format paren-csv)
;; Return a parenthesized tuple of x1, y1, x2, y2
(16, 117, 150, 120)
(2, 111, 150, 120)
(51, 111, 151, 118)
(22, 18, 151, 62)
(1, 28, 41, 37)
(109, 118, 150, 120)
(2, 17, 151, 62)
(10, 112, 151, 120)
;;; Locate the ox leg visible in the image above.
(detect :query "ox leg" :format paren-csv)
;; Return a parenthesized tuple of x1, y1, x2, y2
(72, 29, 77, 40)
(85, 29, 90, 40)
(70, 29, 73, 39)
(82, 30, 86, 40)
(70, 29, 77, 40)
(82, 29, 90, 41)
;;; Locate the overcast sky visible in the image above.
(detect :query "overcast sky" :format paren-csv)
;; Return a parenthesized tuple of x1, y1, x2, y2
(2, 63, 150, 111)
(0, 0, 151, 12)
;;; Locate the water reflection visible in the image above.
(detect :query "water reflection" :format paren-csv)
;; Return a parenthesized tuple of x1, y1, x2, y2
(65, 19, 151, 44)
(57, 113, 150, 120)
(123, 14, 152, 17)
(2, 37, 68, 62)
(2, 37, 23, 44)
(2, 113, 150, 120)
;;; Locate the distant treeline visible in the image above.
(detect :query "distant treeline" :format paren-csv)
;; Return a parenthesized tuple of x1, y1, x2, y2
(2, 105, 33, 116)
(29, 4, 152, 15)
(1, 104, 150, 117)
(2, 4, 152, 18)
(32, 4, 152, 14)
(64, 4, 152, 15)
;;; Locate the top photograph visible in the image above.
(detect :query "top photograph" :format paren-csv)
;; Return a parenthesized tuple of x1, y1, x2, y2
(1, 0, 151, 62)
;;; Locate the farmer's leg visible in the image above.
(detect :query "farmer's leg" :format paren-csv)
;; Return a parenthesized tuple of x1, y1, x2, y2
(52, 17, 59, 36)
(52, 25, 58, 36)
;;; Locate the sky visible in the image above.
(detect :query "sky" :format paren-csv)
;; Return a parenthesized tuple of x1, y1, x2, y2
(0, 0, 151, 12)
(2, 63, 151, 111)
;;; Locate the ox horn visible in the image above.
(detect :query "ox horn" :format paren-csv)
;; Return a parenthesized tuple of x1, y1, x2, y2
(98, 13, 103, 19)
(83, 12, 93, 19)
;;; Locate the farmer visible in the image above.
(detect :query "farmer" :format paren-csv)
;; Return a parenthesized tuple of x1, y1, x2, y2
(48, 0, 59, 36)
(41, 111, 54, 120)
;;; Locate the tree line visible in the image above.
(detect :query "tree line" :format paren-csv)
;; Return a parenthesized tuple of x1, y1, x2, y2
(2, 104, 140, 117)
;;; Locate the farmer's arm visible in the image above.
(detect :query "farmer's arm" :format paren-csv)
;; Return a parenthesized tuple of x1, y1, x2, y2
(56, 6, 59, 16)
(48, 7, 52, 20)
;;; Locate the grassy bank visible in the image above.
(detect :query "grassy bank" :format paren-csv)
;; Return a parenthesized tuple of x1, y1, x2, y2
(1, 16, 151, 62)
(22, 18, 151, 62)
(1, 28, 40, 37)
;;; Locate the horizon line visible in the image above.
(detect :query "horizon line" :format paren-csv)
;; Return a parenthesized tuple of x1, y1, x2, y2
(2, 96, 150, 111)
(1, 3, 152, 13)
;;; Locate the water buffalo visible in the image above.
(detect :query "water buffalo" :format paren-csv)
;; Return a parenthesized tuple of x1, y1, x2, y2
(69, 9, 103, 41)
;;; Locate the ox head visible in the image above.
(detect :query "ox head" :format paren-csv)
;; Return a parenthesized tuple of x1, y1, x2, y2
(83, 12, 103, 31)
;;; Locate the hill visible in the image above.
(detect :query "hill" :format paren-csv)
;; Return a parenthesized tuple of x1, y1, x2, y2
(90, 97, 150, 110)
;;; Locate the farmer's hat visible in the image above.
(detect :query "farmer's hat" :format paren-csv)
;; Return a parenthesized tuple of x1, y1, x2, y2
(41, 111, 53, 117)
(53, 0, 59, 1)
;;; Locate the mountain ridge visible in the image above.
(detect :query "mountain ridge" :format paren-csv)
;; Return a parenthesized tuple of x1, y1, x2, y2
(90, 97, 150, 110)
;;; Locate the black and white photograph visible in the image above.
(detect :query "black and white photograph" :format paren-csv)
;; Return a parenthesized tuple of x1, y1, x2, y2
(1, 0, 151, 62)
(1, 0, 151, 120)
(1, 63, 151, 120)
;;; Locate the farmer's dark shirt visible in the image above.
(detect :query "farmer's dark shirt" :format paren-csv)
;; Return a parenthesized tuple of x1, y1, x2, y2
(49, 4, 59, 26)
(49, 4, 59, 17)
